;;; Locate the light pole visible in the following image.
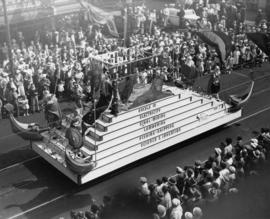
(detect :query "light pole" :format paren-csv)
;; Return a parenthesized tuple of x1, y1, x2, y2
(2, 0, 14, 74)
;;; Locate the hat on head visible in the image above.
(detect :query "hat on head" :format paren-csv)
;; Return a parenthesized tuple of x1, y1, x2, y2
(251, 138, 258, 144)
(250, 141, 258, 149)
(253, 150, 260, 158)
(195, 160, 202, 167)
(215, 148, 222, 155)
(185, 212, 193, 219)
(157, 190, 164, 198)
(140, 177, 147, 183)
(176, 166, 184, 173)
(193, 207, 203, 218)
(237, 136, 242, 141)
(172, 198, 181, 207)
(168, 178, 176, 185)
(157, 205, 166, 217)
(228, 166, 236, 173)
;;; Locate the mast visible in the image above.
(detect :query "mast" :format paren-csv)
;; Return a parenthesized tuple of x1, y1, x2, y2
(2, 0, 14, 74)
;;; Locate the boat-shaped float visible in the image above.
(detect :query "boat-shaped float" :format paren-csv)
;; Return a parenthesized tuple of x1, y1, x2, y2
(12, 50, 251, 184)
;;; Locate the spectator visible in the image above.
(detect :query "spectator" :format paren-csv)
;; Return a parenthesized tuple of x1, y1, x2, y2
(170, 198, 183, 219)
(153, 204, 167, 219)
(139, 176, 151, 202)
(168, 178, 180, 199)
(193, 207, 203, 219)
(184, 211, 193, 219)
(161, 186, 172, 210)
(224, 138, 233, 155)
(85, 204, 100, 219)
(18, 95, 29, 116)
(29, 83, 40, 113)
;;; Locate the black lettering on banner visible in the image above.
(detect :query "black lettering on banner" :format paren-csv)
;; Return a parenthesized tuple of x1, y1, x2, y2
(140, 125, 181, 147)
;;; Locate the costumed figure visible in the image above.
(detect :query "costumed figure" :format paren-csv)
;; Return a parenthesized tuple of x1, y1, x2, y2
(43, 91, 62, 128)
(82, 68, 113, 135)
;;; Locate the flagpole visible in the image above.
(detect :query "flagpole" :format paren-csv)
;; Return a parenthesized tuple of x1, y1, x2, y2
(123, 7, 128, 47)
(2, 0, 14, 75)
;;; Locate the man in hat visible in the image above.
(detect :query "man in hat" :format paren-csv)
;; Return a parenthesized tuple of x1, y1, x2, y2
(175, 166, 185, 194)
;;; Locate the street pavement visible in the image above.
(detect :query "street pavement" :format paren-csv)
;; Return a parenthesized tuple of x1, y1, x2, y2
(0, 63, 270, 219)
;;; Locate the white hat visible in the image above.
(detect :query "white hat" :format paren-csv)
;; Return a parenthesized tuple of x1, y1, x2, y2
(43, 90, 50, 97)
(193, 207, 203, 218)
(176, 166, 184, 173)
(250, 138, 258, 144)
(157, 205, 166, 217)
(140, 176, 147, 183)
(185, 212, 193, 219)
(215, 148, 222, 155)
(228, 166, 236, 173)
(172, 198, 181, 207)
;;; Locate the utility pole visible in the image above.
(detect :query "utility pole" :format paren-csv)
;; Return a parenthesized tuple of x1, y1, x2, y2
(2, 0, 14, 74)
(123, 7, 128, 47)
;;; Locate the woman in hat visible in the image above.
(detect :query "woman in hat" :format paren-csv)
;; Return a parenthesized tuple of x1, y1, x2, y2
(170, 198, 183, 219)
(139, 176, 150, 203)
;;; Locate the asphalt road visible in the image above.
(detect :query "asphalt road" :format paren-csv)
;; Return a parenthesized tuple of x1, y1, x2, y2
(0, 63, 270, 219)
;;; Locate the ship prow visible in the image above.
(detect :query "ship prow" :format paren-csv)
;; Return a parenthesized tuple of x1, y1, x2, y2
(32, 88, 241, 184)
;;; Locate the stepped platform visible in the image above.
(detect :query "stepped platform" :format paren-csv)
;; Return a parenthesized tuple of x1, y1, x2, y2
(31, 87, 241, 184)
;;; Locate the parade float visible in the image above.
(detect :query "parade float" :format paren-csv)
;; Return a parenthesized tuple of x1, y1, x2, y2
(7, 51, 254, 185)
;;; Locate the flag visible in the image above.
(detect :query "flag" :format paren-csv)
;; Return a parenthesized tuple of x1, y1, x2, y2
(196, 31, 232, 63)
(214, 31, 232, 57)
(246, 33, 270, 56)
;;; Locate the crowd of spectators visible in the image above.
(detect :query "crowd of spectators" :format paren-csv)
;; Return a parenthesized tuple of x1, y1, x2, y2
(67, 128, 270, 219)
(137, 128, 270, 219)
(0, 0, 269, 119)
